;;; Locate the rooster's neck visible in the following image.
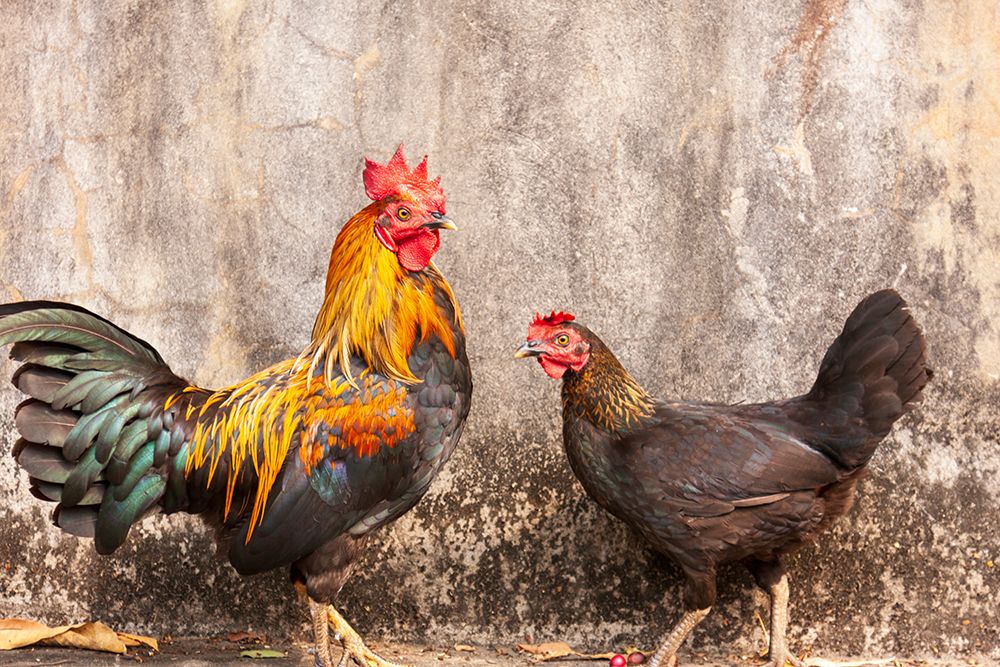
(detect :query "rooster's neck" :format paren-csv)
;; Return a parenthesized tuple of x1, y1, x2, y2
(562, 337, 656, 435)
(300, 203, 461, 385)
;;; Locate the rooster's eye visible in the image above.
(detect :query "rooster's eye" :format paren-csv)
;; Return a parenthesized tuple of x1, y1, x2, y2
(555, 334, 570, 346)
(396, 207, 411, 221)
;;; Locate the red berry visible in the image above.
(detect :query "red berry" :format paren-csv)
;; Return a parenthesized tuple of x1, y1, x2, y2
(627, 652, 646, 665)
(610, 654, 627, 667)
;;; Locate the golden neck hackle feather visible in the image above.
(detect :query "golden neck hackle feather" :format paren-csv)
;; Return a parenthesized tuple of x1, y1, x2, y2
(301, 201, 460, 387)
(174, 202, 461, 540)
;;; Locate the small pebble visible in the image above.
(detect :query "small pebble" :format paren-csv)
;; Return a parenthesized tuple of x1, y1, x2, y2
(610, 654, 627, 667)
(627, 652, 646, 665)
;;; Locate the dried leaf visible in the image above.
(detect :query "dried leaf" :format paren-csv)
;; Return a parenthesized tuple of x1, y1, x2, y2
(47, 623, 126, 653)
(516, 642, 649, 663)
(0, 618, 76, 651)
(517, 641, 616, 662)
(454, 643, 476, 652)
(517, 642, 576, 661)
(240, 648, 286, 659)
(228, 630, 266, 643)
(0, 618, 149, 653)
(117, 631, 159, 651)
(805, 660, 896, 667)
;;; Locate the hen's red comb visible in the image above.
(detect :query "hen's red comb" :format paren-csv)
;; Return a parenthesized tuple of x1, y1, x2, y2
(363, 145, 446, 212)
(532, 310, 576, 327)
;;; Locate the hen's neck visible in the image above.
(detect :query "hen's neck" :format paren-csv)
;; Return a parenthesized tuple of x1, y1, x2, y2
(301, 204, 461, 385)
(562, 337, 656, 434)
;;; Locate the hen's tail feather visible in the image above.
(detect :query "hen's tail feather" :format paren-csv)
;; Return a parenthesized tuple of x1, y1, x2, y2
(801, 289, 931, 469)
(1, 301, 188, 554)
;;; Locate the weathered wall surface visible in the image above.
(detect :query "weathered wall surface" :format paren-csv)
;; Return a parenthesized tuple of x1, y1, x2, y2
(0, 0, 997, 660)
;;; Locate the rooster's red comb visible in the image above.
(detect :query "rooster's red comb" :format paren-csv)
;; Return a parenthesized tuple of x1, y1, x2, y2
(363, 145, 446, 213)
(532, 310, 576, 327)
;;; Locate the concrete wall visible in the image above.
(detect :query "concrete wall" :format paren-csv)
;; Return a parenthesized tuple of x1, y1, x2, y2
(0, 0, 997, 659)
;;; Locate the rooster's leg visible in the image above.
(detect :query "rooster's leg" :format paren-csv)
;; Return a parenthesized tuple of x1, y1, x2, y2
(764, 574, 804, 667)
(309, 599, 335, 667)
(647, 607, 711, 667)
(325, 604, 411, 667)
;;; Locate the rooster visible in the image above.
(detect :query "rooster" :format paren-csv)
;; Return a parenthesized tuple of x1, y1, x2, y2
(515, 290, 929, 667)
(1, 147, 472, 667)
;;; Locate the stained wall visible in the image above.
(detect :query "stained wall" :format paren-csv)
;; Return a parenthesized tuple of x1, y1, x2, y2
(0, 0, 997, 659)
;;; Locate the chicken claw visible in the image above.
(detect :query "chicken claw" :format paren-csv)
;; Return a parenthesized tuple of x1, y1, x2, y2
(763, 654, 805, 667)
(326, 605, 413, 667)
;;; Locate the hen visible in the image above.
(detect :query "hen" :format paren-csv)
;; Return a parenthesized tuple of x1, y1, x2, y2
(1, 147, 472, 667)
(515, 290, 929, 667)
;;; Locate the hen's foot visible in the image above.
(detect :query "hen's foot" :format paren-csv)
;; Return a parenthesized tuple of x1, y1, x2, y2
(647, 607, 711, 667)
(762, 652, 805, 667)
(326, 605, 412, 667)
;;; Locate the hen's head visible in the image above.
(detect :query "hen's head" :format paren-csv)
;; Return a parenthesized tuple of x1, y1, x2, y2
(364, 146, 453, 272)
(515, 310, 592, 379)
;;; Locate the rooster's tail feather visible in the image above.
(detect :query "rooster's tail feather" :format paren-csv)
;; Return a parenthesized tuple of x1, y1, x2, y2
(2, 302, 185, 553)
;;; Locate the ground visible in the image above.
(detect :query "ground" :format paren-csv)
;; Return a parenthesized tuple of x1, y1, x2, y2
(0, 639, 983, 667)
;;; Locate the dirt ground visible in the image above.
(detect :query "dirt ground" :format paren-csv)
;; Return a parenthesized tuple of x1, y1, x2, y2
(0, 638, 987, 667)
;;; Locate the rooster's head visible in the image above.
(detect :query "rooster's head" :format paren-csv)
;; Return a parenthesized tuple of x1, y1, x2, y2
(363, 146, 453, 272)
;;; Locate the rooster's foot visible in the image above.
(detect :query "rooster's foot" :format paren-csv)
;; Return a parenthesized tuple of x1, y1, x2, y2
(326, 605, 412, 667)
(332, 640, 409, 667)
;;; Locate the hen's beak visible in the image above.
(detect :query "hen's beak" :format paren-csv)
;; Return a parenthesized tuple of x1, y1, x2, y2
(514, 340, 544, 359)
(424, 213, 457, 231)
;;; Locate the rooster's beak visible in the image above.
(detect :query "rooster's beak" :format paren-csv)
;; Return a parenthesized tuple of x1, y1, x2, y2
(514, 341, 544, 359)
(424, 213, 457, 231)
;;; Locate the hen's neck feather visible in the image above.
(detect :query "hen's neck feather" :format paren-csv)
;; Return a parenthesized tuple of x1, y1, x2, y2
(562, 335, 656, 434)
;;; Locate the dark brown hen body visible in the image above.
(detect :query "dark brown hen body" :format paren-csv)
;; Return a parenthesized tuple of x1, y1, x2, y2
(524, 290, 930, 667)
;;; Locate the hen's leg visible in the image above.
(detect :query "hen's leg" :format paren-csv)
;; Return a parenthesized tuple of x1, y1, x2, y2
(647, 607, 711, 667)
(746, 558, 804, 667)
(326, 605, 411, 667)
(763, 574, 804, 667)
(648, 568, 716, 667)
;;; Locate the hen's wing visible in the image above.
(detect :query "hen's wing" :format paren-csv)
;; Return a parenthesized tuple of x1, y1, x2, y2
(621, 402, 841, 514)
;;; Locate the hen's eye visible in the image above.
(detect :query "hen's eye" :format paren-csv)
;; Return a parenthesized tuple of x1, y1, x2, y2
(555, 334, 570, 346)
(396, 207, 411, 221)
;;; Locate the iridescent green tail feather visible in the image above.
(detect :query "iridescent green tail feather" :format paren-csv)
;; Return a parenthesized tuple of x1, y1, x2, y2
(1, 301, 188, 553)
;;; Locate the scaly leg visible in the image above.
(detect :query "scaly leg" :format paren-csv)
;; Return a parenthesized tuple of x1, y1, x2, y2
(310, 599, 335, 667)
(764, 574, 804, 667)
(326, 604, 412, 667)
(646, 607, 712, 667)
